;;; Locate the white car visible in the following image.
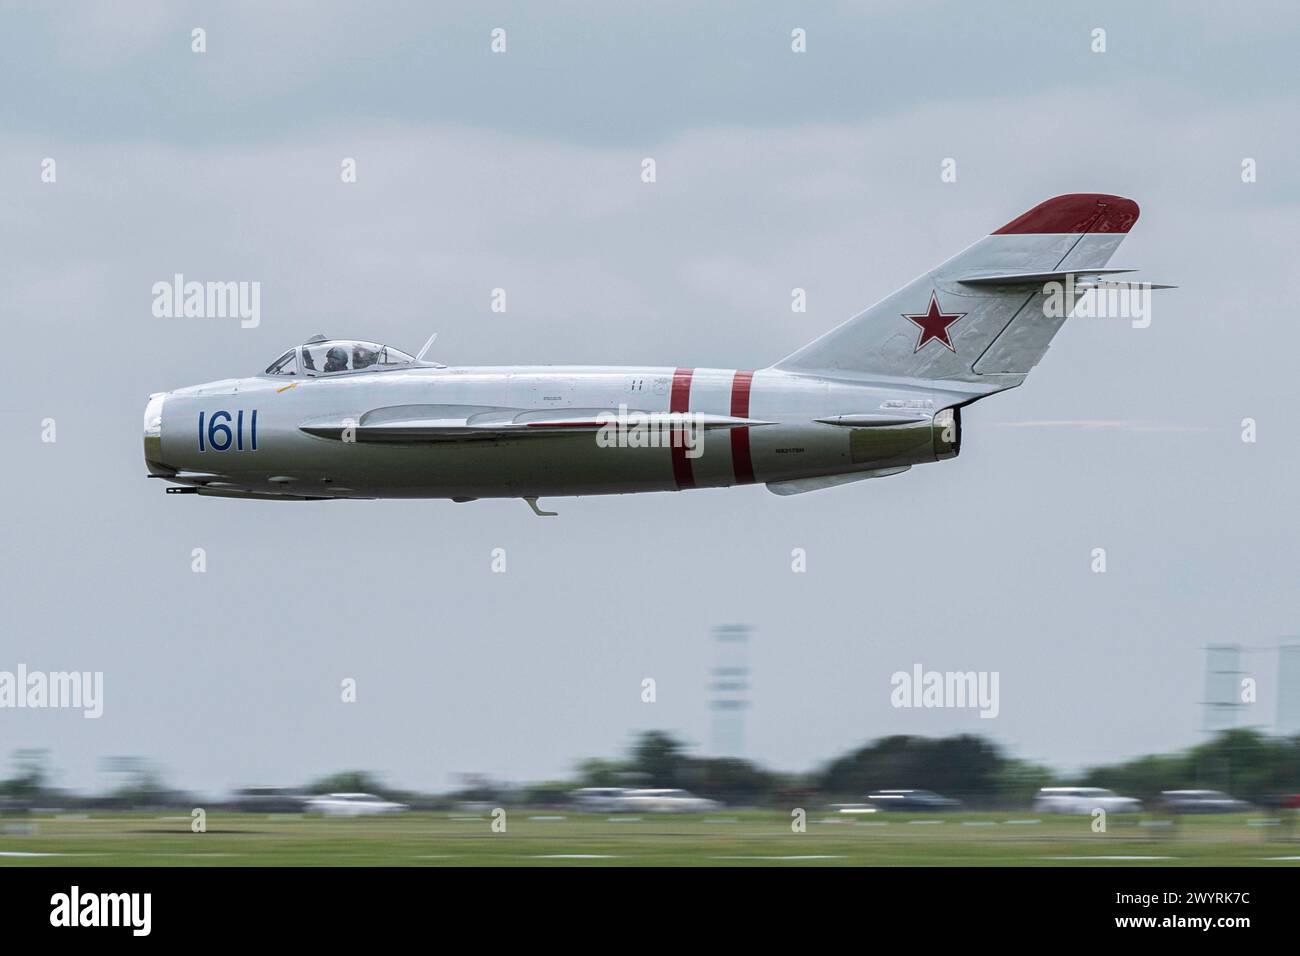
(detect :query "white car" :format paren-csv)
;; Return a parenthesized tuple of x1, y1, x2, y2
(305, 792, 409, 816)
(1033, 787, 1142, 815)
(619, 788, 720, 813)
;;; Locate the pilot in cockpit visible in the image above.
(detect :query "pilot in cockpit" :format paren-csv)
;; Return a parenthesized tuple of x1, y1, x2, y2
(324, 346, 350, 372)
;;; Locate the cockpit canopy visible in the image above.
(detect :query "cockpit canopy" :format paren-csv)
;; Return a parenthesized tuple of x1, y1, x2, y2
(264, 337, 418, 377)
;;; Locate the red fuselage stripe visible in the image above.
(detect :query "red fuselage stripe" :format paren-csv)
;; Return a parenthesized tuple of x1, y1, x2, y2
(730, 370, 756, 485)
(670, 368, 695, 489)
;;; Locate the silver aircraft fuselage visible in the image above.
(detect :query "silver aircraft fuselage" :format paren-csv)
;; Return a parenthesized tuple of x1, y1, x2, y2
(144, 363, 963, 501)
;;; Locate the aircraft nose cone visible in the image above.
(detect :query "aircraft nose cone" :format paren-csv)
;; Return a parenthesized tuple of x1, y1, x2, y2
(143, 392, 170, 475)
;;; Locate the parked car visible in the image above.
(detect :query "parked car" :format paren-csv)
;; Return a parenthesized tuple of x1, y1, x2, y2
(1158, 790, 1251, 814)
(1033, 787, 1142, 814)
(866, 789, 961, 812)
(305, 792, 409, 816)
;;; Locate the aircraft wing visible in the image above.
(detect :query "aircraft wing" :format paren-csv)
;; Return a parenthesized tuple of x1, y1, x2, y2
(299, 405, 773, 442)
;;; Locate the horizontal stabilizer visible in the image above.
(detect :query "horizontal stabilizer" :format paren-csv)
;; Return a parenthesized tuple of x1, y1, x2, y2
(957, 270, 1175, 290)
(1070, 279, 1177, 291)
(956, 268, 1135, 286)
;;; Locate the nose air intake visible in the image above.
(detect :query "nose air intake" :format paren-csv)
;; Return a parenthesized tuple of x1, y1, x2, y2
(143, 392, 171, 476)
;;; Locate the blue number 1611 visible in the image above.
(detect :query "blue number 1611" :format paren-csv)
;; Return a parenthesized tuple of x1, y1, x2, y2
(198, 410, 258, 452)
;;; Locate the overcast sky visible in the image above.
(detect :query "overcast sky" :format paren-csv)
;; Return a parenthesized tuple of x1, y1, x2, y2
(2, 1, 1298, 796)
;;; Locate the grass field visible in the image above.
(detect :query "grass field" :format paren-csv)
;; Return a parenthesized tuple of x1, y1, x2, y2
(2, 811, 1298, 866)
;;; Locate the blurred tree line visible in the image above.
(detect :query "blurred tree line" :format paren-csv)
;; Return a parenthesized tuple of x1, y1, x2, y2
(5, 729, 1300, 810)
(1079, 728, 1300, 803)
(563, 729, 1300, 807)
(0, 752, 186, 811)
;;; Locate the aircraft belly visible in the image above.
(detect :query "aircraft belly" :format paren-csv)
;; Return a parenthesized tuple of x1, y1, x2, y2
(351, 437, 682, 497)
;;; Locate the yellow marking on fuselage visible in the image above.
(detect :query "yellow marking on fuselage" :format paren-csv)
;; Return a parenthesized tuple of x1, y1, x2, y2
(276, 382, 299, 393)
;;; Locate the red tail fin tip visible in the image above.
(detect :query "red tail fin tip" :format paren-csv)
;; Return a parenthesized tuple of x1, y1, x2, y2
(992, 193, 1139, 235)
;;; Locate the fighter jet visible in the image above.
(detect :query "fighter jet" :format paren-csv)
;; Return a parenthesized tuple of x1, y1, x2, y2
(144, 193, 1166, 514)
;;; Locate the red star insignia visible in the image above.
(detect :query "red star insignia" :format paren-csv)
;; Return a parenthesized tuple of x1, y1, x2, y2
(903, 292, 967, 353)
